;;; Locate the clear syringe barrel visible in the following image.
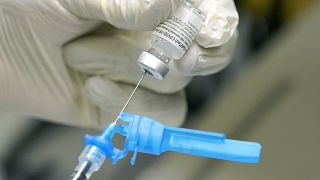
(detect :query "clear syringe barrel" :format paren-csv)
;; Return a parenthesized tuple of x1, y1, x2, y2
(137, 0, 206, 80)
(70, 146, 106, 180)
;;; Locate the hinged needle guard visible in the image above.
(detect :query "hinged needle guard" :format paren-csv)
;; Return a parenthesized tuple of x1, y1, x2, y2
(84, 113, 261, 165)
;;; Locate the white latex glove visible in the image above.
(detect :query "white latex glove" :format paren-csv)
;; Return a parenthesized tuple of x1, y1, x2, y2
(0, 0, 238, 129)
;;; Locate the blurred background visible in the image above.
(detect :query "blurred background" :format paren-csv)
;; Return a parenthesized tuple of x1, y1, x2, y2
(1, 0, 320, 179)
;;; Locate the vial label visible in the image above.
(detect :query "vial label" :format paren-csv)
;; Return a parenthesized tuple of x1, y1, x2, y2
(152, 5, 204, 55)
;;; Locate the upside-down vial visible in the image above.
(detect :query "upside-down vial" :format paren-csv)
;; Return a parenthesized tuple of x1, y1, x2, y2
(137, 0, 206, 80)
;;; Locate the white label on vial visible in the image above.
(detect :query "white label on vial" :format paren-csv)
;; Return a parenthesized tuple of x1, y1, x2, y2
(153, 6, 204, 54)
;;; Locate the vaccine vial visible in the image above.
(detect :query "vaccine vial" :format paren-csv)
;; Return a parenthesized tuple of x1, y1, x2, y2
(137, 0, 206, 80)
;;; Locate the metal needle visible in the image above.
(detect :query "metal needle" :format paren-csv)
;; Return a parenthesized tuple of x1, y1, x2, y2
(114, 71, 147, 124)
(69, 161, 92, 180)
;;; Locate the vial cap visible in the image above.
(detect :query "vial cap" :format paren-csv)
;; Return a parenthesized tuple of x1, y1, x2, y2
(137, 52, 169, 80)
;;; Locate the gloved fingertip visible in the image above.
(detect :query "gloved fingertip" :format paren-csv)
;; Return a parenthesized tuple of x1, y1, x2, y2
(175, 55, 230, 76)
(85, 76, 124, 106)
(85, 76, 106, 105)
(190, 55, 232, 76)
(175, 31, 238, 76)
(196, 0, 239, 48)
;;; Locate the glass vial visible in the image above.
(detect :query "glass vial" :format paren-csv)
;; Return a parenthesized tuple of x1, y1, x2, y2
(137, 0, 206, 80)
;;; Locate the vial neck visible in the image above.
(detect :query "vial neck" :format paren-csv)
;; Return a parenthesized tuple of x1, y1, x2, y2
(148, 48, 171, 64)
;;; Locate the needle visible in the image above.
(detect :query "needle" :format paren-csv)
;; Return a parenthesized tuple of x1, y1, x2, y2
(114, 70, 147, 124)
(69, 161, 92, 180)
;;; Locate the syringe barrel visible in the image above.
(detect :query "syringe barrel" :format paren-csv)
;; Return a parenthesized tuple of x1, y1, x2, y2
(76, 146, 106, 178)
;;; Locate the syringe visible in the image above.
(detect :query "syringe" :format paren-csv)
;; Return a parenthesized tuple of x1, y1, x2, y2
(69, 71, 147, 180)
(69, 113, 261, 180)
(70, 1, 208, 179)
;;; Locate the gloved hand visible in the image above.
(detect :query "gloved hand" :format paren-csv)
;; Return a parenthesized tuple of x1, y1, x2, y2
(0, 0, 238, 129)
